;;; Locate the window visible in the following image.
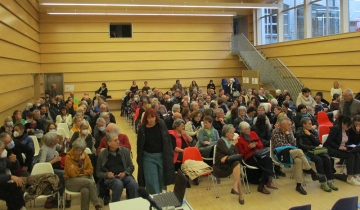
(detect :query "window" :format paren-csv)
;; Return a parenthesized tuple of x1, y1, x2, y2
(349, 0, 360, 32)
(311, 0, 340, 37)
(109, 23, 132, 38)
(283, 0, 305, 41)
(260, 9, 278, 44)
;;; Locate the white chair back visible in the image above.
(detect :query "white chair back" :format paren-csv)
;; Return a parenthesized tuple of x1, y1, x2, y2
(29, 135, 40, 156)
(57, 123, 70, 138)
(270, 140, 281, 165)
(212, 145, 217, 164)
(31, 162, 54, 175)
(322, 134, 329, 144)
(85, 148, 92, 154)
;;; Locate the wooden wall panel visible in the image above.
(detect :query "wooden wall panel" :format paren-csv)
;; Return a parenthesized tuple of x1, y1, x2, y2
(256, 32, 360, 102)
(0, 2, 40, 119)
(39, 15, 243, 98)
(15, 0, 39, 22)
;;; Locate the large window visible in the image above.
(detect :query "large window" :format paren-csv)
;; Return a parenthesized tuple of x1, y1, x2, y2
(260, 9, 278, 44)
(349, 0, 360, 32)
(283, 0, 304, 41)
(311, 0, 340, 37)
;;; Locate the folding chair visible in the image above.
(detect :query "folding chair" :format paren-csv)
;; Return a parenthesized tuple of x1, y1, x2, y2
(331, 196, 358, 210)
(31, 163, 60, 209)
(200, 146, 220, 198)
(318, 125, 331, 143)
(29, 135, 40, 156)
(182, 147, 212, 186)
(57, 123, 70, 139)
(62, 176, 96, 210)
(317, 111, 333, 126)
(241, 159, 259, 194)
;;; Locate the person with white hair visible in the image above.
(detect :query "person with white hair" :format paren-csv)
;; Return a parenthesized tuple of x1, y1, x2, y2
(338, 88, 360, 118)
(22, 102, 34, 120)
(0, 116, 13, 136)
(275, 89, 285, 106)
(97, 123, 131, 154)
(69, 119, 94, 152)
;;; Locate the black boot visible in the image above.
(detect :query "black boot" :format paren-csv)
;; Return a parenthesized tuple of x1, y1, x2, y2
(296, 185, 307, 195)
(274, 165, 286, 177)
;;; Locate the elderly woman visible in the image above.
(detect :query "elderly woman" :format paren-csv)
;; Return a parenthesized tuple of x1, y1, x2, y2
(213, 108, 226, 137)
(0, 138, 27, 210)
(169, 119, 193, 171)
(137, 108, 175, 194)
(39, 132, 65, 194)
(13, 123, 34, 152)
(233, 106, 251, 134)
(70, 121, 94, 153)
(94, 117, 106, 150)
(296, 117, 337, 192)
(237, 122, 276, 194)
(198, 116, 219, 163)
(185, 110, 202, 145)
(56, 106, 72, 128)
(0, 116, 13, 136)
(22, 103, 34, 120)
(70, 114, 92, 139)
(323, 115, 360, 186)
(296, 87, 316, 115)
(64, 139, 102, 210)
(12, 110, 26, 125)
(294, 104, 318, 131)
(213, 125, 244, 204)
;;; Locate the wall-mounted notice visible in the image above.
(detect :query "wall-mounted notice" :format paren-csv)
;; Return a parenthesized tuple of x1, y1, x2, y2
(65, 85, 74, 91)
(252, 78, 258, 84)
(243, 77, 249, 84)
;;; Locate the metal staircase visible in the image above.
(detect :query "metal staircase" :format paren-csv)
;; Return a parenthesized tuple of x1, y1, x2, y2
(231, 34, 303, 98)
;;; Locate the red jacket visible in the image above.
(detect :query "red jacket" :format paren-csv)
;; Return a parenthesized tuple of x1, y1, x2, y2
(237, 131, 264, 161)
(168, 130, 189, 163)
(96, 134, 131, 154)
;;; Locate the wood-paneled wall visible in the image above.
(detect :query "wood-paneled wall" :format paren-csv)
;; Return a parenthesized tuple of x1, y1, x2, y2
(0, 0, 40, 121)
(39, 15, 245, 99)
(256, 32, 360, 102)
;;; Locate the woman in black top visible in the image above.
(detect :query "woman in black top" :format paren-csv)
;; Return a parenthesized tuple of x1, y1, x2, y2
(251, 114, 271, 147)
(97, 83, 108, 98)
(323, 115, 360, 185)
(294, 104, 318, 131)
(207, 79, 216, 93)
(130, 80, 138, 94)
(348, 115, 360, 145)
(137, 108, 175, 194)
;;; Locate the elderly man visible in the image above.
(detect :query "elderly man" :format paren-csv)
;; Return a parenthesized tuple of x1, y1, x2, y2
(33, 109, 47, 132)
(49, 84, 57, 99)
(162, 94, 174, 113)
(212, 108, 225, 136)
(96, 133, 138, 202)
(0, 132, 33, 177)
(172, 90, 182, 104)
(198, 98, 205, 113)
(173, 79, 183, 92)
(271, 118, 325, 195)
(190, 101, 199, 112)
(65, 100, 76, 117)
(164, 112, 182, 130)
(96, 123, 131, 154)
(91, 104, 116, 130)
(339, 88, 360, 118)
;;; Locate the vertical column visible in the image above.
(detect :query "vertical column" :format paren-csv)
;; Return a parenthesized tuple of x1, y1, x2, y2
(277, 0, 284, 42)
(304, 0, 312, 38)
(340, 0, 349, 33)
(256, 9, 262, 45)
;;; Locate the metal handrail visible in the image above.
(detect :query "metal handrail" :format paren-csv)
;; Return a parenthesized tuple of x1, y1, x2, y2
(231, 34, 304, 97)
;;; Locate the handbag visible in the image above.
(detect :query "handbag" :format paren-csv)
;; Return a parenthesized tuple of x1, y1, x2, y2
(226, 154, 243, 165)
(254, 147, 270, 159)
(308, 147, 328, 155)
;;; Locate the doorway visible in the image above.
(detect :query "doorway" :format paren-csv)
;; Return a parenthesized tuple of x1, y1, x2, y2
(44, 73, 64, 97)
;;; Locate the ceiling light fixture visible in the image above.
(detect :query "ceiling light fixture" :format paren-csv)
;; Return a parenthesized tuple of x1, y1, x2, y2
(47, 10, 237, 16)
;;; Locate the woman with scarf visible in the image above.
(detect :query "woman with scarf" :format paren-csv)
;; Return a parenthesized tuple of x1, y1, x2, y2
(97, 82, 108, 98)
(198, 116, 219, 166)
(294, 104, 318, 131)
(237, 121, 276, 194)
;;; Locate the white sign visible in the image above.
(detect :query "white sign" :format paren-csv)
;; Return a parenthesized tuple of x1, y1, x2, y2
(243, 77, 249, 84)
(252, 78, 258, 84)
(65, 85, 74, 91)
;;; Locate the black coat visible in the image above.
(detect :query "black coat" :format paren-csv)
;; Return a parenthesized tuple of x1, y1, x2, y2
(294, 114, 318, 130)
(137, 120, 175, 187)
(296, 129, 320, 153)
(323, 125, 349, 149)
(6, 141, 34, 174)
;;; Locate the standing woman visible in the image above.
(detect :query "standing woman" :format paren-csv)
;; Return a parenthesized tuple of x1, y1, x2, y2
(137, 108, 175, 194)
(330, 81, 342, 99)
(213, 125, 244, 204)
(207, 79, 216, 93)
(97, 83, 108, 98)
(130, 80, 139, 94)
(189, 80, 199, 95)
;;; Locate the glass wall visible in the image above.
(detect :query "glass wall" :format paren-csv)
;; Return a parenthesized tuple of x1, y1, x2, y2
(310, 0, 340, 37)
(349, 0, 360, 32)
(283, 0, 304, 41)
(260, 9, 278, 44)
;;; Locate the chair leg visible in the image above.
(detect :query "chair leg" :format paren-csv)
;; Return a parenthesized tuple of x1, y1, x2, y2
(242, 166, 250, 194)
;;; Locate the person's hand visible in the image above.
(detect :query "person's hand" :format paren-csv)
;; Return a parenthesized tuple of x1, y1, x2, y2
(219, 118, 225, 125)
(180, 130, 187, 136)
(118, 172, 126, 179)
(22, 166, 28, 172)
(339, 146, 347, 151)
(11, 176, 24, 187)
(65, 138, 70, 143)
(312, 125, 317, 130)
(80, 153, 85, 160)
(304, 129, 311, 136)
(221, 156, 228, 163)
(9, 154, 17, 163)
(232, 138, 238, 145)
(107, 172, 115, 179)
(53, 155, 61, 162)
(204, 141, 210, 145)
(316, 144, 323, 149)
(285, 131, 290, 135)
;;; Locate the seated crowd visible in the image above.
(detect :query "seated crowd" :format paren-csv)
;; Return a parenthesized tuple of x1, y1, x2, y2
(1, 79, 360, 209)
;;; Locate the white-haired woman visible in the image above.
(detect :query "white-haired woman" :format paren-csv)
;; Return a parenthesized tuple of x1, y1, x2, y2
(0, 116, 13, 136)
(22, 103, 33, 120)
(64, 139, 102, 210)
(69, 121, 94, 153)
(213, 124, 244, 205)
(39, 132, 65, 195)
(70, 114, 92, 139)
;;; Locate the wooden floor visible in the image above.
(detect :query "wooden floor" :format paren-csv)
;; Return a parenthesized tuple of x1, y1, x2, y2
(1, 111, 360, 210)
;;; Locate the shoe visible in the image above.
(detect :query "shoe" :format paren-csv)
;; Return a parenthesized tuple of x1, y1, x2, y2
(193, 178, 199, 185)
(257, 185, 270, 194)
(275, 166, 286, 177)
(337, 159, 344, 165)
(327, 180, 339, 191)
(95, 205, 102, 210)
(103, 193, 110, 206)
(347, 177, 360, 186)
(266, 182, 277, 189)
(186, 180, 191, 188)
(355, 176, 360, 183)
(65, 200, 71, 208)
(296, 185, 307, 195)
(231, 188, 239, 195)
(320, 183, 332, 192)
(311, 173, 326, 182)
(239, 198, 245, 205)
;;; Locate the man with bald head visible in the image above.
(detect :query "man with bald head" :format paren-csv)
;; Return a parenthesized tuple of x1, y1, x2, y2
(96, 123, 131, 154)
(164, 112, 182, 130)
(91, 103, 116, 131)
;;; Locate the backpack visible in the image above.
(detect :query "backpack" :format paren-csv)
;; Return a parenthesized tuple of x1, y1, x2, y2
(275, 148, 293, 164)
